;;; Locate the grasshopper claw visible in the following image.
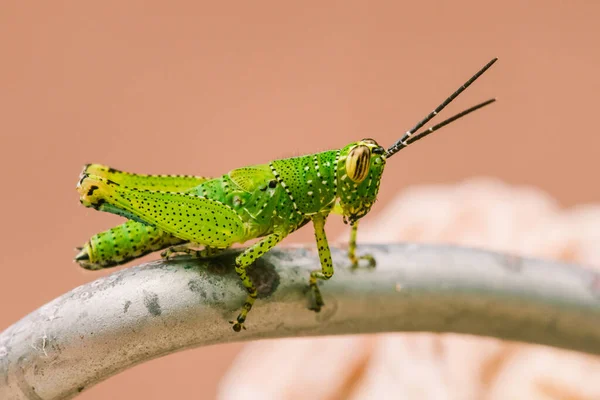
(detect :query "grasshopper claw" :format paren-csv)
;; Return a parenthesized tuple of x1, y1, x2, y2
(229, 320, 246, 332)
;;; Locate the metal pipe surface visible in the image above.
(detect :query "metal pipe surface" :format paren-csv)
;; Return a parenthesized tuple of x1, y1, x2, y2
(2, 243, 600, 399)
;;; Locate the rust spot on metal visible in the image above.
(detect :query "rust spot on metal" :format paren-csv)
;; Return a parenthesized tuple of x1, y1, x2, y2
(247, 258, 280, 299)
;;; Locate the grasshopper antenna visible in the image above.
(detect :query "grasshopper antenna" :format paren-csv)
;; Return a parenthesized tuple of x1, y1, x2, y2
(405, 98, 496, 146)
(386, 57, 497, 158)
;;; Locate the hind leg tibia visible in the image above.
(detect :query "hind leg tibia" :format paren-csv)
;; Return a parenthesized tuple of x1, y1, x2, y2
(161, 243, 227, 260)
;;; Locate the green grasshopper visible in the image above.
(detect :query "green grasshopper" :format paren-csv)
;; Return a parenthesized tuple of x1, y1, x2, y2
(76, 58, 497, 331)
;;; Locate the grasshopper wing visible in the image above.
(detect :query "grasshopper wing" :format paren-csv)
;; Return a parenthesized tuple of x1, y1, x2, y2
(81, 164, 210, 192)
(228, 165, 274, 192)
(79, 175, 246, 247)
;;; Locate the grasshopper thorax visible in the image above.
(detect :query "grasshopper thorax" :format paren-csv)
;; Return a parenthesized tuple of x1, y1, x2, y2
(336, 138, 386, 224)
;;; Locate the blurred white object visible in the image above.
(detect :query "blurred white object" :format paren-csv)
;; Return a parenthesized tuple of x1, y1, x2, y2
(218, 178, 600, 400)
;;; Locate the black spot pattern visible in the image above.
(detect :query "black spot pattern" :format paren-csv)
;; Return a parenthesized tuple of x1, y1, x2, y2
(81, 220, 184, 269)
(84, 175, 247, 247)
(271, 150, 339, 214)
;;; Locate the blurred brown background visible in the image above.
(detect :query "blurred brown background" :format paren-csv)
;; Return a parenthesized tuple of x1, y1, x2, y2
(1, 1, 599, 399)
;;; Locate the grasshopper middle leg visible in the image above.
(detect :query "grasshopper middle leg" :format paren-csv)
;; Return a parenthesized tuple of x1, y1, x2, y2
(231, 231, 285, 332)
(309, 214, 334, 312)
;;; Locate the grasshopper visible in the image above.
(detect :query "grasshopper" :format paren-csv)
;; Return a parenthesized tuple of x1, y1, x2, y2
(76, 58, 497, 331)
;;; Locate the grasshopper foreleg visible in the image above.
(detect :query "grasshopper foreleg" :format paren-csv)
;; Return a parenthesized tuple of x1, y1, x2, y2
(348, 221, 376, 269)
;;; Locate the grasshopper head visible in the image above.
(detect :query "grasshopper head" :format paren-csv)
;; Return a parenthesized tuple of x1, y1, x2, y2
(336, 138, 387, 224)
(336, 59, 498, 224)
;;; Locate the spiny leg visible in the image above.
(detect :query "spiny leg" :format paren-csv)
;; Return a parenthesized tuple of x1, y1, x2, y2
(309, 215, 333, 312)
(161, 243, 227, 260)
(348, 221, 376, 269)
(231, 232, 285, 332)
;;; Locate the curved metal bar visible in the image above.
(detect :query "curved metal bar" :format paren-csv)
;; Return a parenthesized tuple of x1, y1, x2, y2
(2, 243, 600, 399)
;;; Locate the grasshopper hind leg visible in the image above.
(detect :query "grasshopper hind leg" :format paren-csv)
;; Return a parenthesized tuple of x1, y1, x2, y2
(76, 221, 185, 270)
(161, 243, 227, 261)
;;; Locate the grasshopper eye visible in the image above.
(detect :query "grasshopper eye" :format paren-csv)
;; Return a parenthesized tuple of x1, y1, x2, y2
(346, 145, 371, 183)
